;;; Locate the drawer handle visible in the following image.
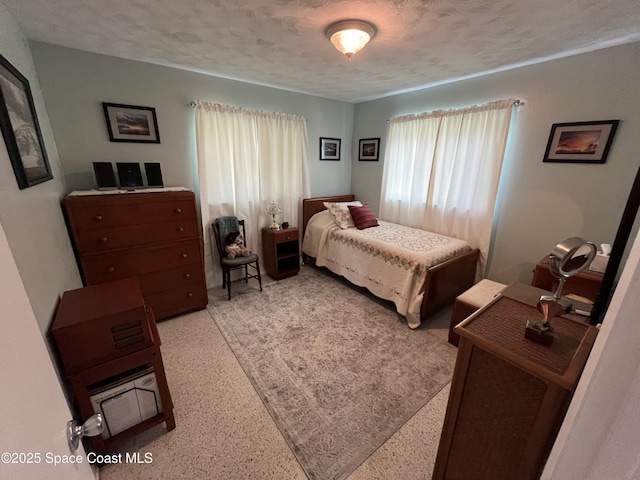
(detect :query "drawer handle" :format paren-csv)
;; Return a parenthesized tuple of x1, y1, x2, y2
(181, 253, 188, 259)
(187, 292, 193, 298)
(100, 236, 108, 243)
(95, 215, 103, 221)
(184, 273, 191, 279)
(107, 266, 115, 273)
(175, 208, 182, 214)
(177, 226, 185, 232)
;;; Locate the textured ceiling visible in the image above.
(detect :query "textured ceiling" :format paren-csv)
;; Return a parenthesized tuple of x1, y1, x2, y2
(4, 0, 640, 103)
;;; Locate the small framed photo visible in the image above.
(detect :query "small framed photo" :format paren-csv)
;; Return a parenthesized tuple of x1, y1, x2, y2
(543, 120, 619, 164)
(102, 102, 161, 143)
(320, 137, 341, 161)
(0, 53, 53, 189)
(359, 137, 380, 161)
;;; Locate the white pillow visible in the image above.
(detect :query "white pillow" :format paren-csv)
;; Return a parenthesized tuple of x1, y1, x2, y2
(323, 201, 362, 229)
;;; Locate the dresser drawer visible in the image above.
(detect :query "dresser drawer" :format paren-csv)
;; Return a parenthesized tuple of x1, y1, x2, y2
(67, 198, 196, 230)
(278, 229, 299, 243)
(81, 240, 203, 283)
(84, 262, 203, 296)
(136, 265, 206, 294)
(144, 283, 209, 319)
(74, 221, 199, 253)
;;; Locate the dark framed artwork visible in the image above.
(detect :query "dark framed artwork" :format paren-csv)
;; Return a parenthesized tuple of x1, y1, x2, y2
(543, 120, 619, 164)
(320, 137, 341, 161)
(102, 102, 161, 143)
(359, 137, 380, 161)
(0, 53, 52, 189)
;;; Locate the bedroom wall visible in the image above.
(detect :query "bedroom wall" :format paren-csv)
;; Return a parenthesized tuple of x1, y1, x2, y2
(29, 42, 355, 200)
(352, 41, 640, 285)
(1, 12, 102, 477)
(0, 4, 82, 334)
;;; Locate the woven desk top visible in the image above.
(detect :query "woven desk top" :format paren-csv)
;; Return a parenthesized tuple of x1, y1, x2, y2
(459, 294, 594, 381)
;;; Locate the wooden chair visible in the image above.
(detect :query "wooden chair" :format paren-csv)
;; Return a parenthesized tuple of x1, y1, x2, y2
(212, 217, 262, 300)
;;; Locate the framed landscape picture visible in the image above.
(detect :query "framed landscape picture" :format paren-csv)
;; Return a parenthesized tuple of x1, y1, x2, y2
(358, 137, 380, 161)
(0, 53, 53, 189)
(103, 102, 161, 143)
(320, 137, 341, 161)
(543, 120, 619, 164)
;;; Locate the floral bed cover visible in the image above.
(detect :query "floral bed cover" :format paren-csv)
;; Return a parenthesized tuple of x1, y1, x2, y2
(302, 211, 471, 328)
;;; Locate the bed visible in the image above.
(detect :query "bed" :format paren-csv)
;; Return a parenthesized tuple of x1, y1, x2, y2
(302, 195, 480, 328)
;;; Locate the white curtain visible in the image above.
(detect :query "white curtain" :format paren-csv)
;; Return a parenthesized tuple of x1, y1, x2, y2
(194, 102, 310, 287)
(379, 99, 514, 273)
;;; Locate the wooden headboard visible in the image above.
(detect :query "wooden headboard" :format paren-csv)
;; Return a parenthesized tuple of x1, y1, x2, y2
(302, 195, 355, 235)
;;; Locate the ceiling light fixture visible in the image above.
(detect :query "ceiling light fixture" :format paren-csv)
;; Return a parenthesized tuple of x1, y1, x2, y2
(325, 20, 377, 61)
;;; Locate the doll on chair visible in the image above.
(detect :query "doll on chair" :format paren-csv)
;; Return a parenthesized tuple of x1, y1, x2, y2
(224, 231, 251, 259)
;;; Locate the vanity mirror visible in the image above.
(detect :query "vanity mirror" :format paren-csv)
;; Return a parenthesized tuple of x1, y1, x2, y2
(540, 237, 597, 311)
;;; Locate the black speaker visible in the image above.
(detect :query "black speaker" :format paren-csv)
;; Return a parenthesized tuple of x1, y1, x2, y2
(144, 162, 164, 187)
(93, 162, 117, 190)
(116, 162, 143, 189)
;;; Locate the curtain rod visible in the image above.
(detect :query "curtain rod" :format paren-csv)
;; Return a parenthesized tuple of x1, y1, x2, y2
(386, 98, 525, 123)
(191, 99, 524, 109)
(188, 101, 308, 122)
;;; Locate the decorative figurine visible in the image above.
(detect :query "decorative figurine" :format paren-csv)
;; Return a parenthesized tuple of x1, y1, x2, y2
(525, 298, 565, 346)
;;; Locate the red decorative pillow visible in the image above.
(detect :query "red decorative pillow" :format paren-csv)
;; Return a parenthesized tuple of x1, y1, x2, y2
(348, 204, 379, 230)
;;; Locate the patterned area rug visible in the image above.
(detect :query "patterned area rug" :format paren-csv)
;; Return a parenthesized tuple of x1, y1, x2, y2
(207, 268, 456, 480)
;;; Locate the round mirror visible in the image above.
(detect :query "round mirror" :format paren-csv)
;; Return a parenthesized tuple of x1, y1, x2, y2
(549, 237, 597, 278)
(543, 237, 597, 310)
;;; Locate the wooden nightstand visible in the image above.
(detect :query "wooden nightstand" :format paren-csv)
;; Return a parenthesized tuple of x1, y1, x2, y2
(261, 227, 300, 280)
(531, 256, 603, 303)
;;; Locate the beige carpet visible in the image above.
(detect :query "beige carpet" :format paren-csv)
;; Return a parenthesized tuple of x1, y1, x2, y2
(99, 266, 454, 480)
(207, 267, 457, 480)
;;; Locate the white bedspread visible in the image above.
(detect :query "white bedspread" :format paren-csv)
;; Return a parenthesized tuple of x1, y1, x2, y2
(302, 211, 471, 328)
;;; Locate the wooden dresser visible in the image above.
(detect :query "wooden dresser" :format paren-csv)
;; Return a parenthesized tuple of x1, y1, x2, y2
(433, 283, 598, 480)
(64, 189, 208, 320)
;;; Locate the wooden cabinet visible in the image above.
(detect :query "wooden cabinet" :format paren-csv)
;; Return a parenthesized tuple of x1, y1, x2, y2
(51, 278, 175, 453)
(433, 284, 598, 480)
(64, 189, 208, 320)
(531, 256, 603, 303)
(261, 227, 300, 280)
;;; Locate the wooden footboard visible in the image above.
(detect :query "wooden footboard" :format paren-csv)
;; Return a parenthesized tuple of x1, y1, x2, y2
(420, 248, 480, 320)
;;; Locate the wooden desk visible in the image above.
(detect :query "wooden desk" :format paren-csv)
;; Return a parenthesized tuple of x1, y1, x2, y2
(433, 283, 598, 480)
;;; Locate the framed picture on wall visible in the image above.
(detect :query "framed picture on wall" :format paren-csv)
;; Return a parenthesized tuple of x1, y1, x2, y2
(320, 137, 341, 161)
(543, 120, 619, 164)
(358, 137, 380, 161)
(0, 53, 53, 189)
(102, 102, 161, 143)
